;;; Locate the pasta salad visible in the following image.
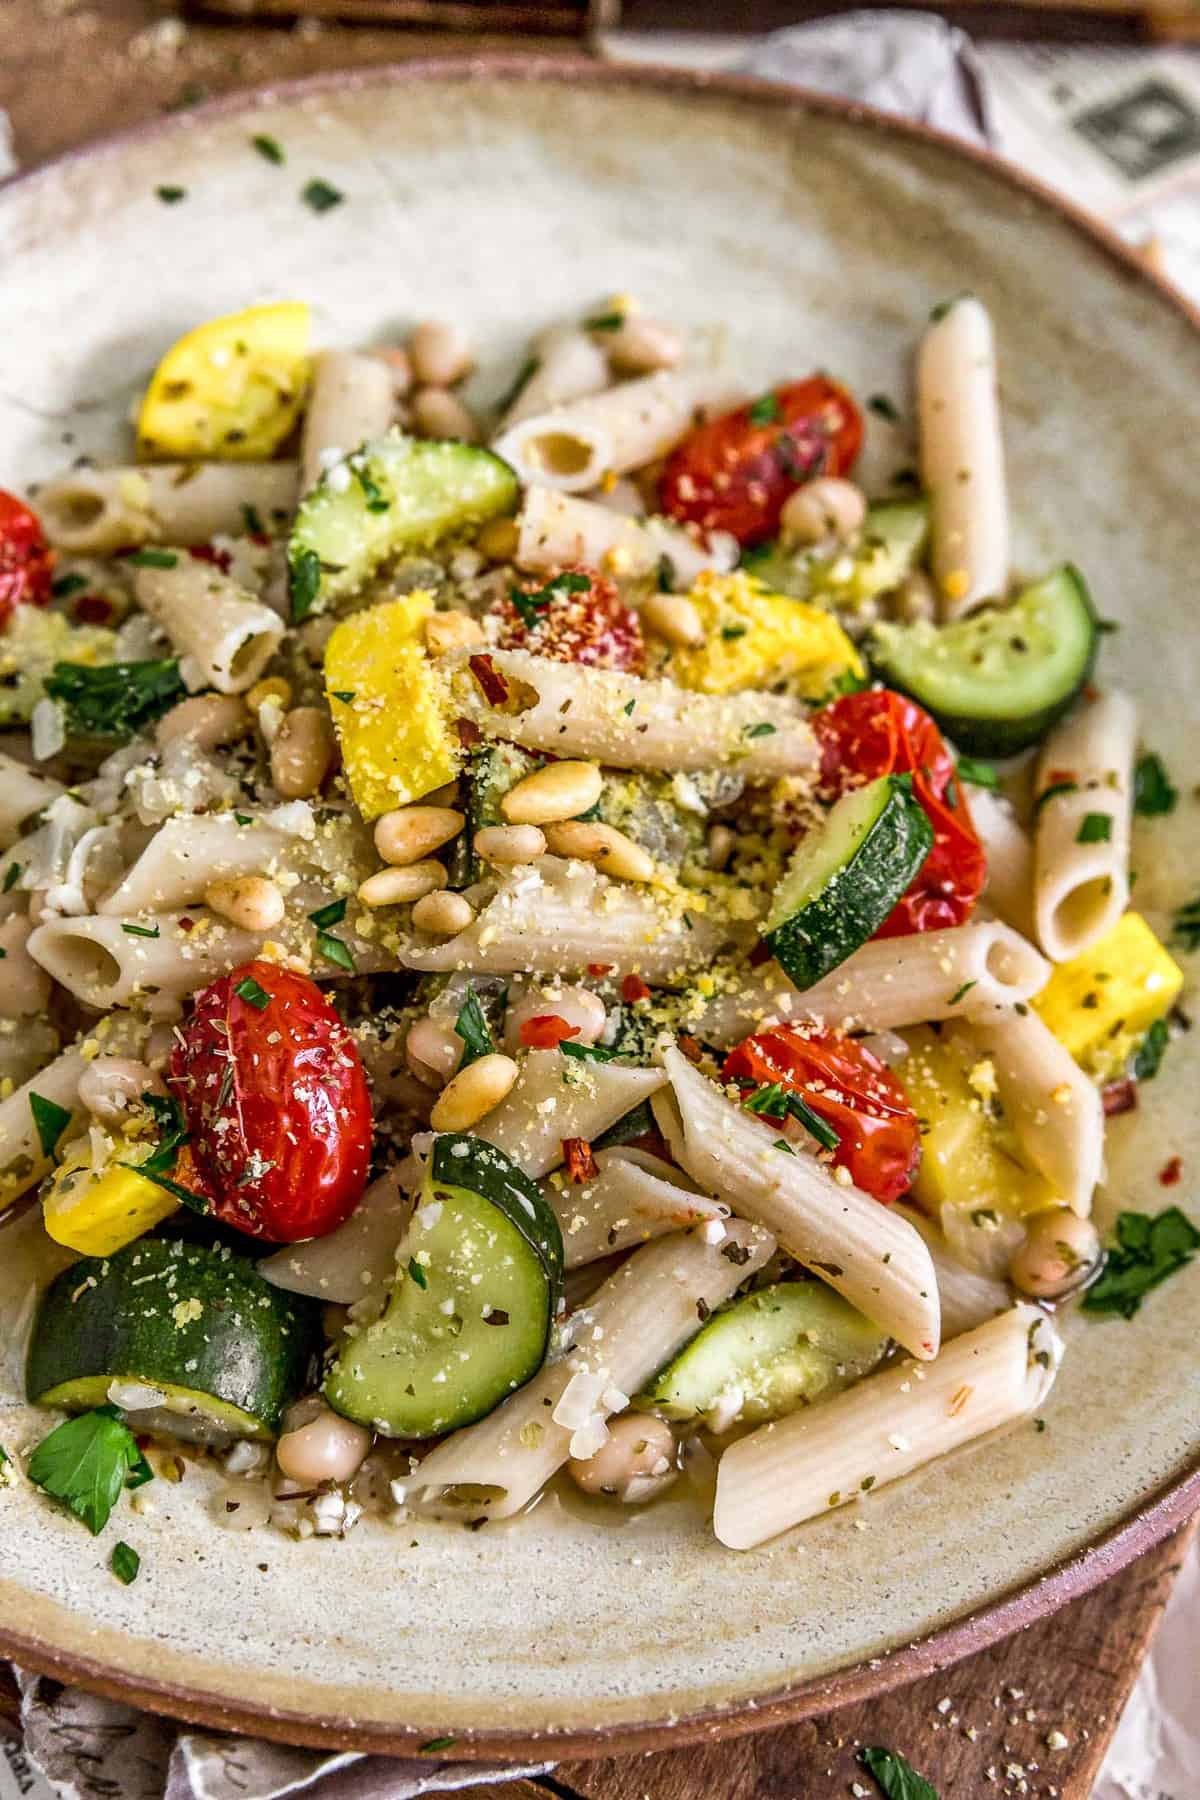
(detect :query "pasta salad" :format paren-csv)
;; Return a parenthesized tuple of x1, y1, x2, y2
(0, 293, 1193, 1563)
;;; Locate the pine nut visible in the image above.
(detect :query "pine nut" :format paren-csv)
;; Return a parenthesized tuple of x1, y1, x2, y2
(430, 1053, 518, 1131)
(246, 675, 293, 713)
(543, 820, 655, 882)
(78, 1056, 164, 1126)
(406, 1015, 462, 1085)
(374, 805, 464, 867)
(641, 592, 706, 649)
(501, 760, 603, 826)
(423, 610, 484, 656)
(474, 824, 546, 865)
(409, 320, 474, 388)
(205, 875, 285, 932)
(476, 516, 519, 563)
(601, 316, 683, 377)
(155, 692, 250, 752)
(412, 890, 475, 936)
(707, 823, 735, 871)
(779, 477, 867, 547)
(411, 386, 481, 444)
(270, 707, 337, 799)
(504, 985, 607, 1053)
(358, 861, 446, 907)
(277, 1405, 371, 1485)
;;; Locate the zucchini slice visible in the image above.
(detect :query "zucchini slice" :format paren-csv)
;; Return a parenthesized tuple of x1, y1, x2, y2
(764, 774, 933, 990)
(26, 1238, 322, 1442)
(638, 1280, 888, 1426)
(324, 1134, 563, 1438)
(868, 564, 1099, 756)
(743, 498, 930, 606)
(288, 431, 518, 617)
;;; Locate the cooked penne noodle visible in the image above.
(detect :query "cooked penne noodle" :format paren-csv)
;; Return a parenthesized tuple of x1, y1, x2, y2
(299, 350, 397, 494)
(0, 915, 53, 1017)
(918, 295, 1009, 617)
(446, 647, 816, 776)
(1032, 691, 1136, 963)
(514, 486, 736, 591)
(549, 1147, 724, 1269)
(967, 1002, 1103, 1216)
(97, 815, 298, 915)
(493, 367, 740, 494)
(0, 754, 62, 850)
(713, 1304, 1062, 1549)
(500, 326, 611, 429)
(405, 1218, 775, 1520)
(896, 1203, 1012, 1339)
(474, 1048, 666, 1178)
(132, 557, 284, 694)
(259, 1170, 411, 1308)
(655, 1049, 941, 1359)
(35, 461, 298, 554)
(968, 786, 1035, 938)
(0, 1011, 149, 1206)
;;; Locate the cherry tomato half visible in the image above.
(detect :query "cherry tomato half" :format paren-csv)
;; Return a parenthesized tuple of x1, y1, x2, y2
(169, 960, 372, 1243)
(658, 377, 863, 547)
(724, 1024, 920, 1205)
(813, 689, 987, 936)
(492, 566, 644, 672)
(0, 491, 55, 623)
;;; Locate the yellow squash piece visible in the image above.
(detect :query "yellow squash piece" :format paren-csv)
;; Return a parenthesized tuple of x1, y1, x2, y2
(43, 1133, 178, 1257)
(663, 570, 863, 699)
(897, 1025, 1058, 1220)
(1033, 911, 1184, 1081)
(324, 593, 461, 820)
(137, 302, 311, 460)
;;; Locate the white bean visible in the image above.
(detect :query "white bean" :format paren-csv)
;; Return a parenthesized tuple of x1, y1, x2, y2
(78, 1056, 164, 1126)
(567, 1412, 678, 1503)
(405, 1016, 462, 1086)
(1009, 1208, 1102, 1301)
(503, 985, 607, 1055)
(501, 760, 603, 826)
(474, 824, 546, 865)
(408, 320, 474, 388)
(779, 477, 867, 547)
(411, 387, 481, 444)
(374, 805, 464, 867)
(276, 1404, 371, 1486)
(155, 692, 251, 752)
(430, 1053, 519, 1131)
(600, 316, 683, 377)
(270, 707, 337, 799)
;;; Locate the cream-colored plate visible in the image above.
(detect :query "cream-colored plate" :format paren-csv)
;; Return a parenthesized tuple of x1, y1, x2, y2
(1, 62, 1198, 1756)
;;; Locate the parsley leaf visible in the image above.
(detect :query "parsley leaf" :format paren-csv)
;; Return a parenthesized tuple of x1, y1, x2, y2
(155, 186, 186, 205)
(1082, 1206, 1200, 1320)
(744, 1081, 789, 1119)
(125, 548, 178, 568)
(301, 178, 344, 214)
(560, 1040, 615, 1064)
(241, 502, 265, 537)
(419, 1736, 458, 1753)
(1133, 751, 1177, 817)
(509, 571, 591, 628)
(44, 659, 186, 743)
(748, 393, 781, 426)
(289, 547, 322, 623)
(111, 1541, 141, 1585)
(656, 555, 676, 593)
(234, 975, 271, 1011)
(866, 394, 902, 424)
(121, 922, 160, 939)
(1133, 1017, 1170, 1082)
(251, 133, 285, 165)
(315, 930, 356, 972)
(785, 1091, 841, 1153)
(948, 979, 977, 1006)
(28, 1407, 141, 1535)
(1032, 779, 1078, 817)
(955, 755, 998, 790)
(453, 986, 496, 1068)
(1076, 812, 1112, 844)
(52, 572, 89, 599)
(496, 356, 540, 415)
(859, 1745, 939, 1800)
(30, 1092, 72, 1159)
(355, 464, 391, 514)
(743, 722, 776, 739)
(1172, 895, 1200, 953)
(134, 1092, 189, 1178)
(407, 1257, 428, 1290)
(2, 863, 19, 894)
(309, 896, 348, 930)
(584, 311, 625, 332)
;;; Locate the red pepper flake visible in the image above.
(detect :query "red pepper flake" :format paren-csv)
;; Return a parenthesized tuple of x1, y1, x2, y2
(676, 1034, 703, 1064)
(587, 963, 613, 978)
(74, 593, 114, 625)
(1160, 1155, 1183, 1186)
(621, 973, 650, 1004)
(455, 718, 482, 750)
(519, 1014, 580, 1050)
(188, 543, 233, 573)
(748, 939, 773, 967)
(1102, 1078, 1138, 1117)
(468, 652, 509, 707)
(562, 1137, 598, 1184)
(178, 916, 195, 933)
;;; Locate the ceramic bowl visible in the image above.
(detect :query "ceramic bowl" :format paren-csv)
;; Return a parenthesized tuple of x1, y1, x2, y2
(1, 59, 1198, 1759)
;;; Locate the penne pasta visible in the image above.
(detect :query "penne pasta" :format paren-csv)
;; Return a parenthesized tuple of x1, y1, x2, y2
(500, 326, 611, 429)
(1032, 691, 1136, 963)
(514, 486, 737, 591)
(967, 1002, 1103, 1216)
(917, 295, 1009, 617)
(895, 1203, 1011, 1340)
(968, 786, 1035, 939)
(473, 1048, 666, 1178)
(405, 1218, 775, 1520)
(132, 557, 284, 694)
(259, 1170, 411, 1308)
(0, 753, 62, 850)
(655, 1049, 941, 1359)
(35, 461, 298, 554)
(713, 1304, 1062, 1548)
(0, 915, 53, 1018)
(548, 1147, 724, 1269)
(96, 811, 374, 917)
(299, 350, 397, 494)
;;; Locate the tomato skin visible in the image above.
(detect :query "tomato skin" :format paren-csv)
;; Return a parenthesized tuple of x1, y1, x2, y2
(169, 960, 372, 1243)
(0, 491, 55, 622)
(813, 689, 987, 935)
(492, 566, 644, 672)
(724, 1025, 920, 1205)
(519, 1014, 580, 1050)
(658, 378, 863, 547)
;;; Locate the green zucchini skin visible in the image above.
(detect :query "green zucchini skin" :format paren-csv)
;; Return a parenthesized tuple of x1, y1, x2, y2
(764, 774, 934, 990)
(868, 564, 1099, 757)
(324, 1134, 563, 1438)
(638, 1280, 889, 1426)
(742, 498, 930, 605)
(26, 1238, 323, 1440)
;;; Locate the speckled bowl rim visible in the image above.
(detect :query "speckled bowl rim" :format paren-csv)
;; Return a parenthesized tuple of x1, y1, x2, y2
(1, 54, 1198, 1761)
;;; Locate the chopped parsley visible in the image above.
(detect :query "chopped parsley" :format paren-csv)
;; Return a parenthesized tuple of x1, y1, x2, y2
(356, 464, 391, 514)
(44, 659, 187, 743)
(121, 922, 160, 939)
(234, 974, 272, 1011)
(251, 133, 285, 165)
(241, 502, 265, 536)
(419, 1736, 458, 1753)
(289, 546, 322, 622)
(743, 721, 776, 739)
(866, 394, 902, 423)
(1133, 1017, 1170, 1083)
(111, 1541, 141, 1585)
(955, 755, 998, 789)
(584, 311, 625, 332)
(623, 698, 636, 716)
(2, 862, 21, 893)
(330, 691, 356, 704)
(772, 1137, 796, 1155)
(155, 186, 186, 205)
(28, 1406, 142, 1535)
(315, 931, 356, 973)
(454, 986, 496, 1067)
(721, 624, 748, 641)
(747, 393, 781, 426)
(1133, 751, 1177, 817)
(1032, 779, 1078, 817)
(309, 896, 348, 930)
(743, 1082, 840, 1151)
(496, 356, 539, 415)
(29, 1092, 72, 1159)
(52, 572, 89, 599)
(858, 1745, 938, 1800)
(407, 1257, 428, 1290)
(125, 547, 178, 568)
(1082, 1206, 1200, 1320)
(1076, 812, 1112, 844)
(119, 1092, 209, 1214)
(1172, 895, 1200, 953)
(560, 1039, 615, 1064)
(656, 555, 676, 593)
(947, 979, 977, 1006)
(510, 570, 590, 628)
(301, 178, 344, 214)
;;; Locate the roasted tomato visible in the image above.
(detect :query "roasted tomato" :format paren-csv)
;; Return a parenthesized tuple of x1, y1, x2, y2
(725, 1024, 920, 1205)
(169, 960, 372, 1242)
(491, 566, 644, 672)
(658, 377, 863, 547)
(813, 689, 987, 936)
(0, 491, 55, 622)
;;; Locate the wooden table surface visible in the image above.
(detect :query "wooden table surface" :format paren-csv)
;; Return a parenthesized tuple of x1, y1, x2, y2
(2, 5, 1197, 1792)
